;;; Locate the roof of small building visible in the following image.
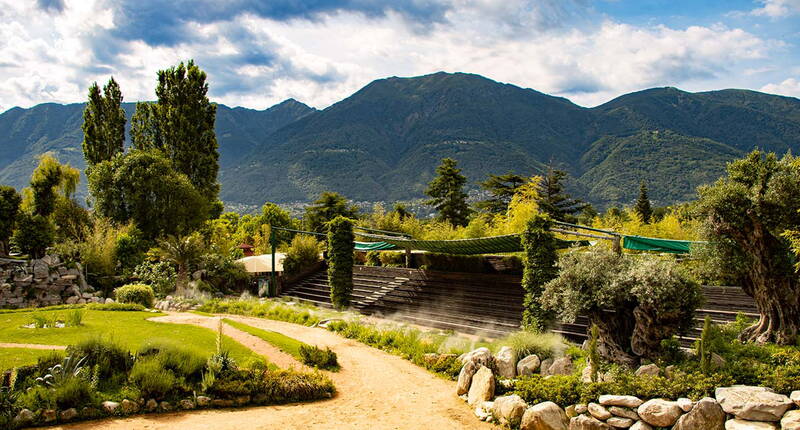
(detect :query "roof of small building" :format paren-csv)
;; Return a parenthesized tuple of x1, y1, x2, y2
(236, 253, 286, 273)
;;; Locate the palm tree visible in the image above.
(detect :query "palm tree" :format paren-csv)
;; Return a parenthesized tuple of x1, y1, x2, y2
(155, 232, 205, 295)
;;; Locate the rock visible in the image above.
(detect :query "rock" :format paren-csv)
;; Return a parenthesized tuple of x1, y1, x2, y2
(468, 365, 495, 407)
(782, 410, 800, 430)
(180, 399, 195, 409)
(549, 357, 574, 376)
(105, 297, 115, 304)
(66, 295, 79, 304)
(673, 397, 725, 430)
(791, 391, 800, 407)
(606, 417, 634, 428)
(712, 353, 726, 368)
(588, 403, 612, 420)
(637, 399, 682, 427)
(13, 409, 34, 427)
(634, 363, 660, 377)
(43, 409, 57, 422)
(495, 346, 517, 378)
(716, 386, 793, 422)
(102, 400, 120, 413)
(457, 360, 478, 396)
(59, 408, 78, 421)
(540, 358, 554, 376)
(80, 407, 100, 418)
(121, 399, 139, 414)
(492, 395, 527, 426)
(211, 399, 235, 408)
(32, 260, 49, 279)
(575, 404, 588, 414)
(234, 395, 250, 406)
(568, 414, 612, 429)
(724, 419, 778, 429)
(462, 347, 494, 367)
(609, 406, 639, 421)
(160, 401, 173, 411)
(676, 397, 693, 412)
(518, 354, 542, 376)
(197, 396, 211, 407)
(629, 422, 653, 430)
(145, 399, 158, 411)
(475, 401, 493, 421)
(599, 395, 644, 408)
(521, 401, 568, 430)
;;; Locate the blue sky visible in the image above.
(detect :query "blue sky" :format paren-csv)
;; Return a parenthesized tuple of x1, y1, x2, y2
(0, 0, 798, 112)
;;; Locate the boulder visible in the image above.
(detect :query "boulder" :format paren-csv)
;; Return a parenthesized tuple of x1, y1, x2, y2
(493, 395, 527, 426)
(145, 399, 158, 411)
(588, 403, 612, 420)
(599, 395, 643, 408)
(197, 396, 211, 407)
(467, 365, 495, 407)
(581, 365, 596, 383)
(568, 414, 612, 430)
(105, 297, 115, 304)
(673, 397, 725, 430)
(549, 357, 574, 376)
(676, 397, 694, 412)
(462, 347, 494, 367)
(791, 390, 800, 407)
(521, 401, 568, 430)
(634, 364, 660, 377)
(629, 422, 653, 430)
(716, 386, 793, 422)
(495, 346, 517, 378)
(609, 407, 639, 421)
(121, 399, 139, 414)
(160, 401, 173, 411)
(66, 296, 79, 305)
(211, 399, 235, 408)
(606, 417, 634, 428)
(637, 399, 682, 427)
(724, 419, 778, 429)
(540, 358, 554, 376)
(475, 401, 494, 421)
(457, 360, 478, 395)
(180, 399, 195, 410)
(102, 400, 120, 413)
(32, 260, 49, 279)
(59, 408, 78, 421)
(782, 410, 800, 430)
(575, 404, 588, 414)
(518, 354, 542, 376)
(13, 409, 35, 427)
(42, 409, 57, 422)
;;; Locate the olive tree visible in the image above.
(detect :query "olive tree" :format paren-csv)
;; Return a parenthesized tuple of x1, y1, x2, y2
(695, 151, 800, 344)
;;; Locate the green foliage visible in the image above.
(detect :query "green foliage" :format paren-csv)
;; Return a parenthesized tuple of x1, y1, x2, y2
(66, 337, 133, 386)
(588, 325, 600, 383)
(536, 166, 587, 223)
(282, 234, 322, 276)
(198, 252, 249, 293)
(52, 376, 94, 409)
(208, 367, 335, 403)
(114, 283, 155, 308)
(634, 180, 653, 223)
(364, 250, 381, 266)
(154, 232, 205, 294)
(132, 260, 176, 298)
(298, 344, 339, 371)
(66, 309, 84, 327)
(501, 330, 567, 361)
(476, 173, 526, 214)
(82, 77, 125, 167)
(27, 153, 80, 218)
(129, 358, 177, 399)
(12, 213, 54, 259)
(327, 216, 355, 309)
(0, 185, 21, 255)
(425, 158, 471, 227)
(304, 192, 359, 233)
(198, 299, 322, 326)
(521, 214, 557, 330)
(136, 340, 207, 379)
(87, 150, 209, 240)
(698, 315, 713, 374)
(52, 197, 91, 242)
(114, 228, 148, 276)
(378, 251, 405, 267)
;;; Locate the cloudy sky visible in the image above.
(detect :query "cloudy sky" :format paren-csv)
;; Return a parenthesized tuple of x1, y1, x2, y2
(1, 0, 799, 113)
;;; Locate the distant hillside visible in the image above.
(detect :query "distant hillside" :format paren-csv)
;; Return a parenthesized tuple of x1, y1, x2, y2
(2, 72, 799, 209)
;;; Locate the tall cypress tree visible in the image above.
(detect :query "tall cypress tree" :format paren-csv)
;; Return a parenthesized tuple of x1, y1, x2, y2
(425, 158, 471, 227)
(634, 180, 653, 224)
(81, 77, 126, 167)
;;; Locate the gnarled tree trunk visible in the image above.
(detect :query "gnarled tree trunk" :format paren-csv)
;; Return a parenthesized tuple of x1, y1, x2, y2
(589, 310, 639, 367)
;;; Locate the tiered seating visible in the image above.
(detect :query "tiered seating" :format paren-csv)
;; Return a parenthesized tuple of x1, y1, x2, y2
(281, 266, 760, 344)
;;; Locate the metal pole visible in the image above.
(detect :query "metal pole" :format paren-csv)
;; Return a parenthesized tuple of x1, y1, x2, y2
(270, 225, 277, 297)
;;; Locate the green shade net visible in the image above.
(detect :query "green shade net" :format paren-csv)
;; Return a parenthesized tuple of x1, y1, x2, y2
(623, 235, 705, 254)
(354, 241, 399, 251)
(359, 234, 588, 255)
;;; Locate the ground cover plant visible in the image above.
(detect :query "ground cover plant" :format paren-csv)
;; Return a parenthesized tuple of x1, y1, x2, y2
(198, 298, 334, 326)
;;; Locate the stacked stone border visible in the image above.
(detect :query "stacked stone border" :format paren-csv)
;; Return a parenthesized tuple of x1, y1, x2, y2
(1, 256, 105, 309)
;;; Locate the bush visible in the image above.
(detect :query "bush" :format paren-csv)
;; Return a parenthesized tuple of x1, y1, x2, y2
(282, 235, 322, 276)
(52, 377, 94, 409)
(209, 367, 335, 403)
(129, 358, 177, 399)
(364, 250, 381, 266)
(136, 341, 206, 379)
(299, 345, 339, 370)
(114, 283, 155, 307)
(378, 251, 404, 267)
(66, 337, 133, 386)
(132, 260, 176, 298)
(199, 253, 249, 293)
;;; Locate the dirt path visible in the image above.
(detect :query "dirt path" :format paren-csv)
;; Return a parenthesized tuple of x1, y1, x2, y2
(0, 343, 65, 350)
(51, 313, 497, 430)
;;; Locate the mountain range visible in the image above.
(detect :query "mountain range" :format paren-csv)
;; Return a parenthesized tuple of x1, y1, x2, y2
(1, 72, 799, 211)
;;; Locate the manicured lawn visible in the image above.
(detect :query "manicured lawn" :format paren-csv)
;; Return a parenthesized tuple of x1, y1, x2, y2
(0, 308, 262, 370)
(0, 348, 60, 371)
(224, 318, 306, 359)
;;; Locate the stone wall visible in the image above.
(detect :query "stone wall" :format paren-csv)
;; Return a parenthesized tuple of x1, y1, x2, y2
(0, 256, 104, 309)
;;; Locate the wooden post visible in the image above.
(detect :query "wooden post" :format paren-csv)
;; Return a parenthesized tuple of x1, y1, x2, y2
(405, 247, 412, 268)
(612, 236, 622, 255)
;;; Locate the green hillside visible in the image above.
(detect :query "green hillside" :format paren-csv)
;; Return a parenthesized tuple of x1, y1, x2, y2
(2, 72, 799, 209)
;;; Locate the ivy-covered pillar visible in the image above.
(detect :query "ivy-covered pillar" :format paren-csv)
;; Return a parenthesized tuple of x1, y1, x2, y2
(521, 213, 558, 331)
(327, 216, 355, 309)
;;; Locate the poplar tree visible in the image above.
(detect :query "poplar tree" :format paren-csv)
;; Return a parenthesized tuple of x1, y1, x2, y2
(82, 77, 126, 167)
(425, 158, 471, 227)
(634, 180, 653, 224)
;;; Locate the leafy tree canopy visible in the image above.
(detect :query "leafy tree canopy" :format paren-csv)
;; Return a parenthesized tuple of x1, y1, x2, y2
(0, 185, 22, 255)
(82, 77, 125, 167)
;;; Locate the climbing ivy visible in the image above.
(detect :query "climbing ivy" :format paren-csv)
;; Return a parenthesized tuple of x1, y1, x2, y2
(521, 213, 558, 331)
(327, 216, 355, 309)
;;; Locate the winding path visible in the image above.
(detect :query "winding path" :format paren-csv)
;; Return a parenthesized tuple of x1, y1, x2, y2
(50, 313, 498, 430)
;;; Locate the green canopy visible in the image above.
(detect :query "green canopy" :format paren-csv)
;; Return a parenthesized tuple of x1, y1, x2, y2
(354, 241, 399, 251)
(623, 235, 704, 254)
(362, 234, 588, 255)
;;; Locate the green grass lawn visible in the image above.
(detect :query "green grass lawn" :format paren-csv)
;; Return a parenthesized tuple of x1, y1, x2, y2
(0, 348, 61, 371)
(0, 308, 263, 371)
(223, 318, 306, 359)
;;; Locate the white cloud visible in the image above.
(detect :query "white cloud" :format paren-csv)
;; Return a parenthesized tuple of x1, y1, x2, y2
(751, 0, 800, 17)
(760, 78, 800, 97)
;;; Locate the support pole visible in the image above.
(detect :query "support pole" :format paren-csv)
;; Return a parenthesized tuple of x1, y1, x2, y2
(612, 235, 622, 255)
(405, 247, 411, 268)
(270, 225, 277, 297)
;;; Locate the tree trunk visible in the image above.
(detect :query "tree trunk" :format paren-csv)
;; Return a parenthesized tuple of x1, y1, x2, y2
(589, 310, 639, 367)
(630, 306, 682, 360)
(176, 264, 188, 296)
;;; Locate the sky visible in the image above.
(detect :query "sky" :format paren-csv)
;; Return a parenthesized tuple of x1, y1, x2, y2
(0, 0, 799, 113)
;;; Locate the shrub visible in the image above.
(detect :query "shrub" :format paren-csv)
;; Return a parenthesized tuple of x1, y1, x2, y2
(132, 260, 176, 298)
(136, 341, 206, 379)
(501, 330, 567, 361)
(299, 345, 339, 370)
(378, 251, 405, 267)
(364, 250, 381, 266)
(258, 369, 335, 403)
(66, 309, 84, 327)
(129, 358, 177, 399)
(114, 283, 155, 307)
(16, 385, 55, 411)
(52, 376, 94, 409)
(282, 235, 322, 276)
(66, 337, 133, 386)
(327, 216, 354, 309)
(199, 253, 249, 293)
(85, 302, 145, 311)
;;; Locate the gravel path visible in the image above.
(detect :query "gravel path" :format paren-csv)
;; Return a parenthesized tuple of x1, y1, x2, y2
(50, 313, 497, 430)
(0, 343, 66, 350)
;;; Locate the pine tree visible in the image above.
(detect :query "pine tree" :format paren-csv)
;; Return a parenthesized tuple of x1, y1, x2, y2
(425, 158, 471, 227)
(536, 165, 587, 222)
(634, 180, 653, 224)
(476, 172, 525, 214)
(81, 77, 126, 167)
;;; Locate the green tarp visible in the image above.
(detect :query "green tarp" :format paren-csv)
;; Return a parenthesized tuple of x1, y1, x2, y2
(361, 234, 588, 255)
(623, 235, 705, 254)
(354, 241, 399, 251)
